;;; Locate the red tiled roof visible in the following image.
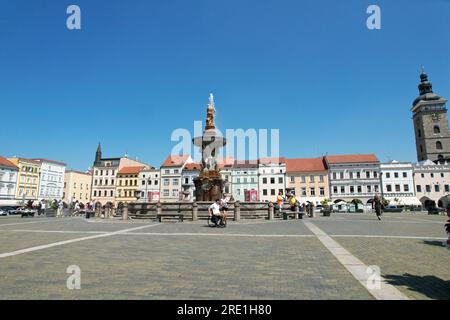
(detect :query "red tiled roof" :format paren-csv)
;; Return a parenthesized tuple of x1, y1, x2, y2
(258, 157, 286, 165)
(66, 170, 92, 176)
(118, 166, 146, 174)
(285, 157, 326, 173)
(0, 156, 19, 169)
(184, 163, 202, 171)
(161, 155, 190, 167)
(233, 160, 258, 168)
(217, 157, 235, 169)
(32, 158, 66, 166)
(325, 154, 379, 164)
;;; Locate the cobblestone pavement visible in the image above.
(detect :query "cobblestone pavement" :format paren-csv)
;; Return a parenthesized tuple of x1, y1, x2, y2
(0, 212, 448, 300)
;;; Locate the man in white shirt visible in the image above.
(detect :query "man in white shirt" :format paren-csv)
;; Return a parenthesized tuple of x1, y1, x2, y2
(208, 199, 226, 227)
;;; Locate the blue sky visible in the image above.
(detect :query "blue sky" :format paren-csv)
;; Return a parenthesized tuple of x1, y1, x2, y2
(1, 0, 449, 170)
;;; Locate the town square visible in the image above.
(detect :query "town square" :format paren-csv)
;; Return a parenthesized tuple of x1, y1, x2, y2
(0, 1, 449, 302)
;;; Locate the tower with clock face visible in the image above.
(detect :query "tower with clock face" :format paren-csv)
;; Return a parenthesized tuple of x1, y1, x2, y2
(411, 70, 450, 163)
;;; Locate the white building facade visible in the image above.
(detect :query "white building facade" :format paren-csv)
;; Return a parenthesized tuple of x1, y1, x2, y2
(33, 159, 66, 201)
(138, 168, 160, 202)
(231, 161, 259, 202)
(160, 155, 193, 202)
(0, 157, 19, 203)
(258, 158, 286, 202)
(413, 160, 450, 209)
(326, 154, 381, 204)
(380, 161, 421, 206)
(181, 163, 201, 201)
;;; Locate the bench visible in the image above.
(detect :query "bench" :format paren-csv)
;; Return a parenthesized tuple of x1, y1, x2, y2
(282, 211, 303, 220)
(157, 213, 184, 222)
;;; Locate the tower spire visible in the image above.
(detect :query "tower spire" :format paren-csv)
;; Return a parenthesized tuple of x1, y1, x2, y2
(418, 67, 433, 95)
(95, 143, 102, 165)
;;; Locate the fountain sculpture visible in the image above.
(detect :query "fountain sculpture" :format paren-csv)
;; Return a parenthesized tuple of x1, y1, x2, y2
(192, 94, 227, 201)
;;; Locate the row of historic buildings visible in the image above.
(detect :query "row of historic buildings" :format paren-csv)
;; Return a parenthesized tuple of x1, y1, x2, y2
(0, 157, 66, 204)
(1, 71, 449, 209)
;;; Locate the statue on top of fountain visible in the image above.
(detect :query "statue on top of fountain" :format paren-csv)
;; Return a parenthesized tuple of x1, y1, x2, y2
(205, 93, 216, 130)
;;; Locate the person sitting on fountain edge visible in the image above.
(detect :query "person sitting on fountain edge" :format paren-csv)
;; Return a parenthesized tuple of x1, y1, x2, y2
(208, 199, 226, 228)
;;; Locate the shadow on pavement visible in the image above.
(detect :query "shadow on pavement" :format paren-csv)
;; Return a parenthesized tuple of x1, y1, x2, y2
(423, 240, 446, 247)
(384, 273, 450, 300)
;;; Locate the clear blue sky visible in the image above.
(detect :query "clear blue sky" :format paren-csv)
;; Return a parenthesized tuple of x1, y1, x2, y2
(1, 0, 449, 170)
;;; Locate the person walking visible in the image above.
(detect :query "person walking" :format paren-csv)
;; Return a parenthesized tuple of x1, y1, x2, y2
(276, 191, 284, 215)
(373, 193, 382, 220)
(41, 201, 46, 216)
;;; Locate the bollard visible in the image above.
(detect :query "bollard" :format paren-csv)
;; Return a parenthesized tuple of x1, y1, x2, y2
(234, 201, 241, 222)
(192, 202, 198, 221)
(157, 202, 162, 215)
(123, 203, 128, 220)
(268, 202, 274, 220)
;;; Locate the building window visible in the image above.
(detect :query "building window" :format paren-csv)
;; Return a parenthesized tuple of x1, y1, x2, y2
(184, 178, 189, 184)
(395, 185, 400, 192)
(434, 185, 440, 192)
(319, 187, 325, 196)
(319, 175, 324, 182)
(278, 177, 283, 184)
(163, 179, 169, 186)
(367, 185, 372, 193)
(418, 129, 421, 137)
(403, 172, 407, 178)
(436, 141, 443, 150)
(310, 175, 315, 182)
(425, 185, 431, 192)
(404, 185, 409, 192)
(434, 126, 440, 134)
(173, 178, 179, 185)
(416, 185, 421, 193)
(366, 172, 370, 179)
(340, 186, 345, 194)
(163, 189, 169, 197)
(290, 176, 295, 183)
(333, 186, 338, 194)
(356, 172, 360, 179)
(262, 178, 267, 184)
(357, 186, 362, 193)
(374, 185, 379, 192)
(270, 189, 275, 196)
(301, 187, 307, 196)
(310, 188, 315, 196)
(332, 172, 336, 180)
(174, 169, 179, 174)
(263, 189, 267, 196)
(340, 172, 344, 179)
(350, 186, 354, 193)
(445, 185, 449, 193)
(93, 190, 97, 197)
(165, 170, 170, 174)
(386, 173, 390, 178)
(270, 178, 275, 184)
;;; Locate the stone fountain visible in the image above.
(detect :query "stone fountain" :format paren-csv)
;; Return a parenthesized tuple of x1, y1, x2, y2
(192, 94, 227, 201)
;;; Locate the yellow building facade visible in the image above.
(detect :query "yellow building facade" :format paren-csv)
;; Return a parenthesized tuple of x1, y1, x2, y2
(8, 158, 41, 201)
(63, 170, 93, 204)
(115, 166, 147, 204)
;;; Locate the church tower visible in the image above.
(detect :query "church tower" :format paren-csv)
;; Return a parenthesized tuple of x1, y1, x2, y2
(411, 70, 450, 163)
(94, 143, 102, 166)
